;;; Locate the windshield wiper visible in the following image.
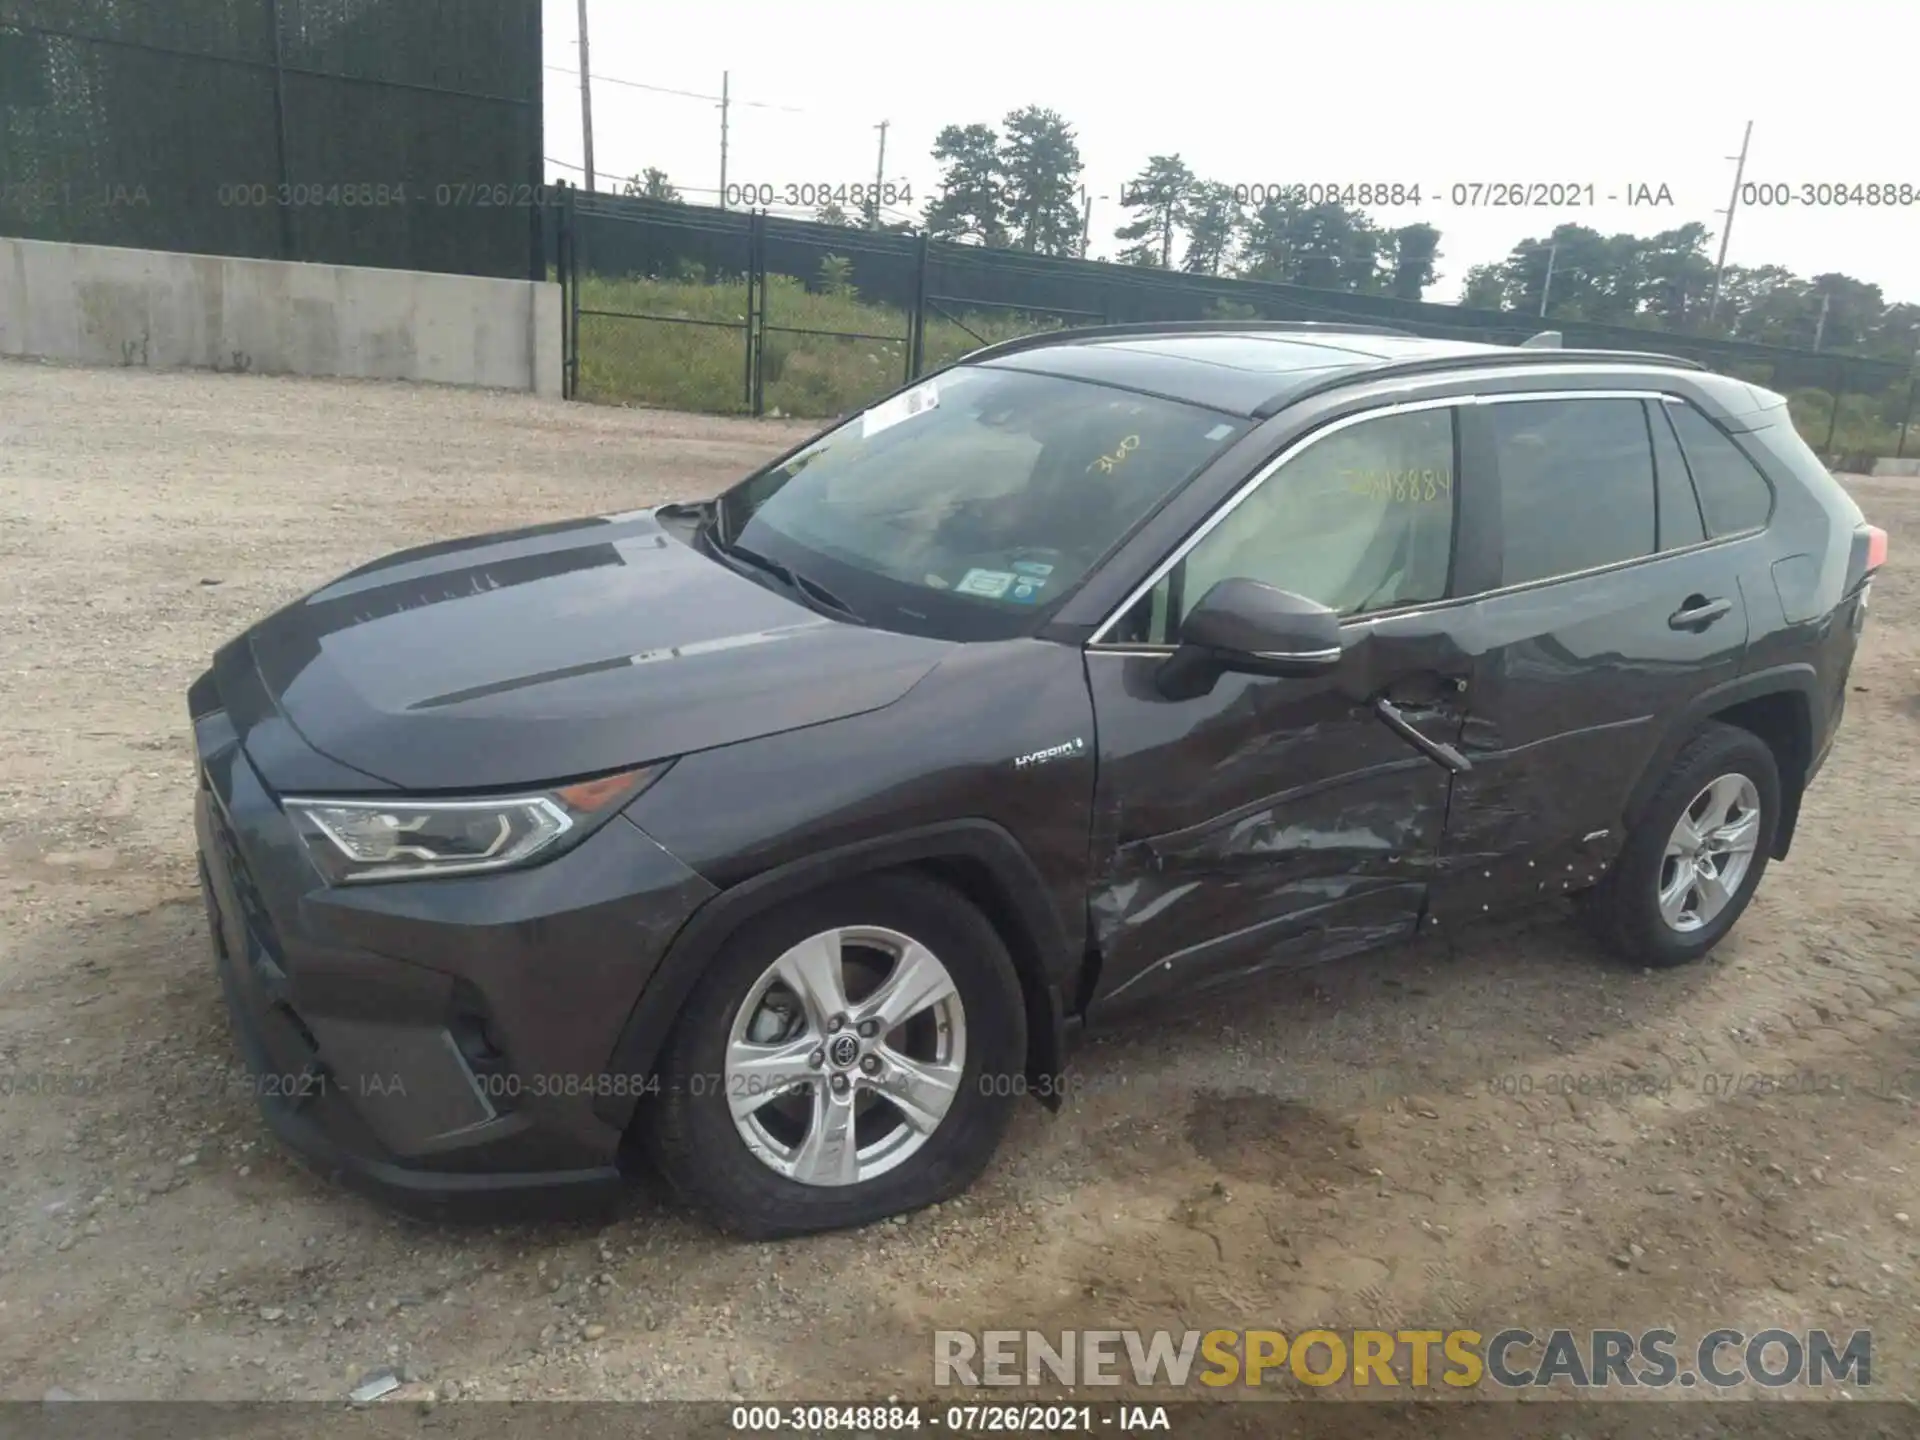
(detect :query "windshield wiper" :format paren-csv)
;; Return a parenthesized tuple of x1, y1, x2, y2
(707, 530, 865, 624)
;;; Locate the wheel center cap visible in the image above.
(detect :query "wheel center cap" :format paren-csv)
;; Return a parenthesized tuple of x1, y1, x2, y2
(828, 1033, 861, 1070)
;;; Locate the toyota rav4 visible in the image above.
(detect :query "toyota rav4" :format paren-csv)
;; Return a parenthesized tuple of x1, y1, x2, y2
(189, 322, 1888, 1236)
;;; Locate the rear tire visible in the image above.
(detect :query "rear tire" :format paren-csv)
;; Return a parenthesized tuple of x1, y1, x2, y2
(645, 873, 1026, 1239)
(1581, 721, 1780, 967)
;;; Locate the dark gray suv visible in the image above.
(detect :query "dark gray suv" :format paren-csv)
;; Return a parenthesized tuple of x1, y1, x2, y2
(190, 322, 1888, 1236)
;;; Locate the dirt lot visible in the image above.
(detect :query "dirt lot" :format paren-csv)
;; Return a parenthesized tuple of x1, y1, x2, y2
(1, 359, 1917, 1411)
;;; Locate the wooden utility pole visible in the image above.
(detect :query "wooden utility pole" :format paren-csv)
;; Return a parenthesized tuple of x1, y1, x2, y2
(718, 71, 731, 207)
(871, 120, 889, 228)
(575, 0, 595, 191)
(1706, 121, 1753, 326)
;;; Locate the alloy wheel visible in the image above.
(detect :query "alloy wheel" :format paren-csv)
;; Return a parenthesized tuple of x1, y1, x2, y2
(724, 925, 967, 1186)
(1657, 772, 1762, 933)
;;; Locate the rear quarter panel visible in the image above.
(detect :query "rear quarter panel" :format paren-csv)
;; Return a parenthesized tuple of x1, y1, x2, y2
(1728, 399, 1868, 761)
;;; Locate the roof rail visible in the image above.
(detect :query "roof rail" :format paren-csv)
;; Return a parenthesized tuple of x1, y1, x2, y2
(1252, 346, 1710, 417)
(960, 318, 1417, 364)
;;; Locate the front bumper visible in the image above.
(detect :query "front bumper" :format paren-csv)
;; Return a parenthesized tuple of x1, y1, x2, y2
(192, 706, 717, 1216)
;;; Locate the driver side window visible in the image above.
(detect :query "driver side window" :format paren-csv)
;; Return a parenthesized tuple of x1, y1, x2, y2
(1111, 406, 1459, 644)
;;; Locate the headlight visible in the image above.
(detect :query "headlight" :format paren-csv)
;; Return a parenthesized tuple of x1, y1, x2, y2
(283, 763, 670, 883)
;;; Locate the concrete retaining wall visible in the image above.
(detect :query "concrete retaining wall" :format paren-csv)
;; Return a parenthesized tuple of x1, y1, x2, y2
(1871, 457, 1920, 478)
(0, 237, 560, 397)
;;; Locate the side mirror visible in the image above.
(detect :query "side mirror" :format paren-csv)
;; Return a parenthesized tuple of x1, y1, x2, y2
(1157, 578, 1343, 698)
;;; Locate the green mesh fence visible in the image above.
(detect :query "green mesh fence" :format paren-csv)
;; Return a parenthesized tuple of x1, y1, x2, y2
(0, 0, 542, 278)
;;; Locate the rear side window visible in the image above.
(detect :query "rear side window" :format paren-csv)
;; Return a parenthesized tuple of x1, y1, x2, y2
(1647, 402, 1707, 550)
(1666, 402, 1774, 536)
(1489, 398, 1656, 588)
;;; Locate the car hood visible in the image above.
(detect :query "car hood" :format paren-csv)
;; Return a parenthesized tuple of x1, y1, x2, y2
(242, 508, 950, 792)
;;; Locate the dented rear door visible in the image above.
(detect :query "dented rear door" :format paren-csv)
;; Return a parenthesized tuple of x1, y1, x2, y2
(1432, 393, 1750, 915)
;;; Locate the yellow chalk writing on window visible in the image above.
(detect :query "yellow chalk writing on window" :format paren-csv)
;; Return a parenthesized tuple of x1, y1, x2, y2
(1337, 467, 1453, 503)
(1089, 434, 1142, 474)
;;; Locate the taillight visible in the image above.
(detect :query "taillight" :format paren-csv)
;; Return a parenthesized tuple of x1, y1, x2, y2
(1846, 523, 1888, 598)
(1864, 524, 1888, 575)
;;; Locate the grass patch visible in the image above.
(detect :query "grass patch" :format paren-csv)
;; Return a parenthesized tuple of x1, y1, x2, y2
(1785, 387, 1918, 463)
(574, 273, 1057, 417)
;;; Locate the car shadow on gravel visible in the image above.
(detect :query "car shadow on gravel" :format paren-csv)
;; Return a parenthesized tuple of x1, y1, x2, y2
(0, 894, 686, 1243)
(1058, 903, 1726, 1096)
(3, 885, 1731, 1243)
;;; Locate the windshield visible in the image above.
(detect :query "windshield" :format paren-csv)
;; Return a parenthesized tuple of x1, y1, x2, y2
(713, 366, 1247, 639)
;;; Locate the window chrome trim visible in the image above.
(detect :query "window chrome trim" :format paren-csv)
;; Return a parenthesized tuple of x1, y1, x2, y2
(1088, 596, 1461, 658)
(1254, 647, 1344, 663)
(1470, 388, 1679, 405)
(1441, 526, 1758, 600)
(1086, 387, 1681, 647)
(1087, 526, 1761, 661)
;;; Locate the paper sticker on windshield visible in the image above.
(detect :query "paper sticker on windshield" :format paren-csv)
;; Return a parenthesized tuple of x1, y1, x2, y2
(861, 381, 939, 439)
(955, 568, 1015, 598)
(1205, 422, 1236, 441)
(1008, 579, 1047, 604)
(1011, 560, 1054, 578)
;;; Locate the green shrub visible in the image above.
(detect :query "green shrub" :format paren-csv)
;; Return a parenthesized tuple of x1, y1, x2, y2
(817, 255, 857, 299)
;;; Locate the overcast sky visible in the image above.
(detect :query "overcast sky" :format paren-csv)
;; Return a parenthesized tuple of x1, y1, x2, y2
(541, 0, 1918, 306)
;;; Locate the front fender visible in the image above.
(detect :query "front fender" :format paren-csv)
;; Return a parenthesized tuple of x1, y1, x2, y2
(592, 818, 1075, 1131)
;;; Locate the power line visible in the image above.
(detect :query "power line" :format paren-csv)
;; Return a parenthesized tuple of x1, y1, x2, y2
(543, 63, 721, 104)
(547, 58, 907, 209)
(543, 63, 817, 115)
(544, 159, 913, 217)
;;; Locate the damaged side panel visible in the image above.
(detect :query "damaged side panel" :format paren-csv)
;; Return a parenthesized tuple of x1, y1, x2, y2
(1427, 720, 1631, 919)
(1082, 636, 1462, 1014)
(1090, 796, 1435, 1011)
(1433, 545, 1750, 918)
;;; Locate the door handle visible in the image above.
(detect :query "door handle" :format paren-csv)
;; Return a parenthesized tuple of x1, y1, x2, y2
(1668, 596, 1732, 631)
(1373, 696, 1473, 774)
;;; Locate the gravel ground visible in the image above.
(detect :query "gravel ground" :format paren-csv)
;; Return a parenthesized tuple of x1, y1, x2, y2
(1, 359, 1918, 1410)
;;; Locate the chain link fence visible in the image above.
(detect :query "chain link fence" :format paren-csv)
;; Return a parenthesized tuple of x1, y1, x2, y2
(557, 193, 1917, 462)
(0, 0, 543, 279)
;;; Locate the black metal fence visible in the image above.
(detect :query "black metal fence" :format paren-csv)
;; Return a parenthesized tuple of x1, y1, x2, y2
(556, 192, 1918, 461)
(0, 0, 543, 280)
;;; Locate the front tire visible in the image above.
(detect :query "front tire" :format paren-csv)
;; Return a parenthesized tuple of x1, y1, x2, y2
(1581, 721, 1781, 967)
(645, 873, 1026, 1238)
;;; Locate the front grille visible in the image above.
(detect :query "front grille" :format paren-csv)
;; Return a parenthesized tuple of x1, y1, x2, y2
(208, 800, 285, 968)
(204, 799, 323, 1095)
